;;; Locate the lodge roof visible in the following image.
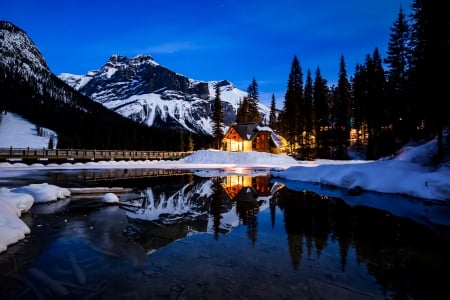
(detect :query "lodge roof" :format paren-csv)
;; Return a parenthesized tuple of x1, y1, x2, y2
(229, 122, 272, 141)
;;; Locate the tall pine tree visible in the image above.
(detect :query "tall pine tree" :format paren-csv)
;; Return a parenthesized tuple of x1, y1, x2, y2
(313, 66, 330, 158)
(212, 83, 225, 149)
(332, 54, 351, 159)
(269, 93, 277, 130)
(246, 77, 262, 123)
(302, 69, 314, 159)
(408, 0, 450, 162)
(369, 48, 390, 158)
(384, 6, 411, 146)
(235, 97, 249, 123)
(351, 63, 369, 147)
(235, 78, 261, 124)
(281, 55, 303, 153)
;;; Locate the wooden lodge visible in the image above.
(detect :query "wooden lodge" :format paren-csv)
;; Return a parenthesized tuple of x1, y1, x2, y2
(221, 122, 287, 154)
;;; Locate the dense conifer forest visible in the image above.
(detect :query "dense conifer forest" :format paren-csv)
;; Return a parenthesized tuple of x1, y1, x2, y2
(260, 0, 449, 162)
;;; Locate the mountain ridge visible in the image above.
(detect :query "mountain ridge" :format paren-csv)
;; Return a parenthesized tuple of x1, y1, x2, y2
(59, 54, 270, 135)
(1, 20, 213, 150)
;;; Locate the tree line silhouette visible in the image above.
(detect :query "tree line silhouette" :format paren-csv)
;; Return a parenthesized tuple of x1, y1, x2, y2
(276, 1, 449, 161)
(212, 1, 449, 162)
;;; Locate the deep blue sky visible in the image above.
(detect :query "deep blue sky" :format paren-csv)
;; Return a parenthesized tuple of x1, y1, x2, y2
(2, 0, 412, 106)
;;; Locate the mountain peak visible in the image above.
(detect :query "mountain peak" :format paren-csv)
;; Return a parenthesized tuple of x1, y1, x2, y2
(107, 54, 159, 68)
(0, 20, 25, 34)
(59, 54, 269, 135)
(0, 20, 49, 74)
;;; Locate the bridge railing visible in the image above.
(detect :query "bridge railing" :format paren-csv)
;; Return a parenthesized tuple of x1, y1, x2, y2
(0, 147, 193, 162)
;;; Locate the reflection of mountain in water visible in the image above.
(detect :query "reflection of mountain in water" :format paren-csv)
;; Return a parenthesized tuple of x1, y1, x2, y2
(123, 175, 278, 252)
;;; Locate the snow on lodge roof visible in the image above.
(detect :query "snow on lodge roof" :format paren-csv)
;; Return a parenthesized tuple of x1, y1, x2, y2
(230, 123, 272, 140)
(270, 132, 287, 149)
(227, 122, 286, 149)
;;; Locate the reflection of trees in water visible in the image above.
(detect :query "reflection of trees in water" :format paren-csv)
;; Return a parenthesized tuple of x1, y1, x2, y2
(276, 187, 450, 299)
(349, 206, 450, 299)
(277, 189, 331, 270)
(209, 177, 233, 240)
(235, 196, 260, 246)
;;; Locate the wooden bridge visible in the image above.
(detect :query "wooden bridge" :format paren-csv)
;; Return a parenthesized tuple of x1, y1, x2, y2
(0, 147, 193, 163)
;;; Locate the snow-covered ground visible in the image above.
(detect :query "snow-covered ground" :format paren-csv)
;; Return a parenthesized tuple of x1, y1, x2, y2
(0, 112, 57, 148)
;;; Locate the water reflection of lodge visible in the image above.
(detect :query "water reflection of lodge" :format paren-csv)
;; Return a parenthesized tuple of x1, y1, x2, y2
(220, 175, 273, 245)
(221, 175, 271, 201)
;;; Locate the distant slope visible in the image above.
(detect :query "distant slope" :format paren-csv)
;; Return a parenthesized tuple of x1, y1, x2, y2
(0, 112, 56, 148)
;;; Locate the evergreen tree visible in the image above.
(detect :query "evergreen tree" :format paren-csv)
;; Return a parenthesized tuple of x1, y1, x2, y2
(335, 55, 352, 129)
(371, 48, 388, 127)
(281, 55, 303, 153)
(246, 78, 262, 123)
(48, 135, 54, 149)
(235, 78, 261, 124)
(179, 129, 185, 151)
(211, 84, 225, 149)
(364, 48, 389, 159)
(384, 6, 411, 146)
(188, 132, 195, 151)
(269, 93, 277, 130)
(333, 54, 351, 159)
(408, 0, 450, 162)
(328, 84, 338, 149)
(235, 97, 249, 123)
(302, 69, 314, 159)
(313, 67, 330, 158)
(247, 77, 259, 99)
(351, 63, 369, 147)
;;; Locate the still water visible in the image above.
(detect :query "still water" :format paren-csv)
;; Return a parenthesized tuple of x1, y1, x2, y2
(0, 168, 449, 300)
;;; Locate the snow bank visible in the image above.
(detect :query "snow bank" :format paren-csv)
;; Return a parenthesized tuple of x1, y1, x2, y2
(181, 149, 298, 165)
(0, 183, 70, 253)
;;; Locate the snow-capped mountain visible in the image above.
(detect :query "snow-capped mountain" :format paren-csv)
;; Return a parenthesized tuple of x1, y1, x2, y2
(0, 21, 49, 76)
(59, 55, 270, 135)
(1, 21, 202, 150)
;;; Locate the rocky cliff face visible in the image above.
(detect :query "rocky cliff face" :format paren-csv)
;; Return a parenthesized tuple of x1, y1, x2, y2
(70, 55, 210, 102)
(0, 21, 97, 110)
(60, 55, 270, 135)
(0, 21, 49, 76)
